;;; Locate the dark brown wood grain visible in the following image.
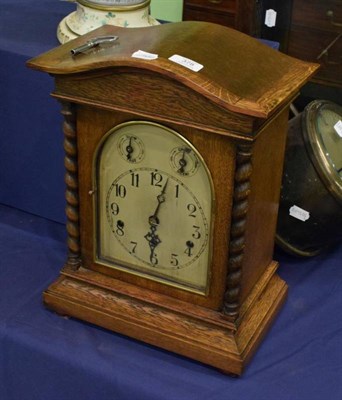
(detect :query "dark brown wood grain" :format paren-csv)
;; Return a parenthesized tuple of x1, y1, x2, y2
(184, 0, 235, 13)
(288, 26, 342, 87)
(183, 0, 260, 36)
(183, 0, 236, 28)
(287, 0, 341, 88)
(183, 8, 235, 27)
(235, 0, 260, 35)
(291, 0, 342, 33)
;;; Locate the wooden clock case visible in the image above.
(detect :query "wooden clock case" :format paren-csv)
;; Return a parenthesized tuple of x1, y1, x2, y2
(27, 22, 317, 375)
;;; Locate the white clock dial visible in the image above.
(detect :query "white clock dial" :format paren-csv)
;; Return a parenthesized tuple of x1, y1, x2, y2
(95, 122, 214, 294)
(106, 168, 209, 269)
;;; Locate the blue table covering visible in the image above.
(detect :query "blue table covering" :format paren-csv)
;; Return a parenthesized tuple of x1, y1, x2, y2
(0, 204, 341, 400)
(0, 0, 75, 223)
(1, 2, 341, 399)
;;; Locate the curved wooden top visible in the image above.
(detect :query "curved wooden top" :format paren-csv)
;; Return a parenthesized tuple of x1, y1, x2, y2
(27, 22, 318, 118)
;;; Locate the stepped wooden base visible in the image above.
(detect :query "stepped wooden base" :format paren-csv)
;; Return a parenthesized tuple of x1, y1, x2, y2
(43, 262, 287, 375)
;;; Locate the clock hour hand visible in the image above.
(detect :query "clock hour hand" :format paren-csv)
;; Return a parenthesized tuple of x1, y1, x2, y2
(144, 226, 161, 264)
(150, 178, 169, 224)
(144, 178, 169, 263)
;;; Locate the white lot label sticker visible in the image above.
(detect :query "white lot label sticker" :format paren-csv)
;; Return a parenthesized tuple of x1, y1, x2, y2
(265, 9, 277, 27)
(333, 120, 342, 138)
(289, 205, 310, 222)
(168, 54, 203, 72)
(132, 50, 158, 60)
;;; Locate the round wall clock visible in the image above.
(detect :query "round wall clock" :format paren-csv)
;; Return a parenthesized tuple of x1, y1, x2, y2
(276, 100, 342, 256)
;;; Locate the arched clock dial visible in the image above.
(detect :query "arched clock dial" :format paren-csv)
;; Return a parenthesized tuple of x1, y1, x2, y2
(95, 121, 214, 294)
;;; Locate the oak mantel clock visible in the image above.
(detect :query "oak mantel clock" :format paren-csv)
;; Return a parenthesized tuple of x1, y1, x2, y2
(27, 22, 317, 375)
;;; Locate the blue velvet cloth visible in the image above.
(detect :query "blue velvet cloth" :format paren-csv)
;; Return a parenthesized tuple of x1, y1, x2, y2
(0, 0, 74, 223)
(1, 2, 341, 399)
(0, 204, 341, 400)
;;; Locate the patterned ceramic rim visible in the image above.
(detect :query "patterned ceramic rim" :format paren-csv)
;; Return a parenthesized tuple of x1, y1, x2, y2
(57, 16, 78, 44)
(77, 0, 150, 11)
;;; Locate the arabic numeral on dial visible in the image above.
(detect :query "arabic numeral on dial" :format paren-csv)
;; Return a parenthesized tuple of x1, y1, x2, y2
(185, 240, 194, 257)
(150, 171, 163, 187)
(114, 184, 126, 198)
(130, 241, 137, 254)
(187, 203, 197, 217)
(110, 202, 120, 216)
(150, 253, 158, 265)
(170, 253, 179, 267)
(192, 225, 201, 239)
(175, 184, 179, 198)
(131, 172, 139, 187)
(116, 220, 125, 236)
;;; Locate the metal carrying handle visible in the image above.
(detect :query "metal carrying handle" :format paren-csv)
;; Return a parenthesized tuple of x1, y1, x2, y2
(71, 35, 119, 55)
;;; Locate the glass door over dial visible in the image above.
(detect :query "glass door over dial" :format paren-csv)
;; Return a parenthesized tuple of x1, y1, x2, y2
(95, 121, 214, 294)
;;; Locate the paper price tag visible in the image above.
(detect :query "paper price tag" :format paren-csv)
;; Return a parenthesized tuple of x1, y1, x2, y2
(289, 205, 310, 222)
(265, 9, 277, 27)
(132, 50, 158, 60)
(168, 54, 203, 72)
(333, 120, 342, 138)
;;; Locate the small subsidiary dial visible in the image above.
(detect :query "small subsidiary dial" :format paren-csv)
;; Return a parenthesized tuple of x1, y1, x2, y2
(170, 146, 199, 176)
(117, 134, 145, 163)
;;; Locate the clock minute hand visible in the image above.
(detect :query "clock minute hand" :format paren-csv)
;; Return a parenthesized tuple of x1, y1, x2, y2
(144, 178, 169, 263)
(149, 178, 169, 226)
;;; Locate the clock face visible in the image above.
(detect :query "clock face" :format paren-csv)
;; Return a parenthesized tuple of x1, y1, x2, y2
(316, 108, 342, 179)
(95, 122, 214, 294)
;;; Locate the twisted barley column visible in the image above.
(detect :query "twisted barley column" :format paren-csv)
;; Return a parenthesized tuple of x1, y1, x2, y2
(223, 144, 253, 319)
(61, 101, 81, 270)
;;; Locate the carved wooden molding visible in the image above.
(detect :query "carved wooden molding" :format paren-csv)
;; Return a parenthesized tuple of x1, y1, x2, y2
(61, 101, 81, 270)
(223, 144, 253, 319)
